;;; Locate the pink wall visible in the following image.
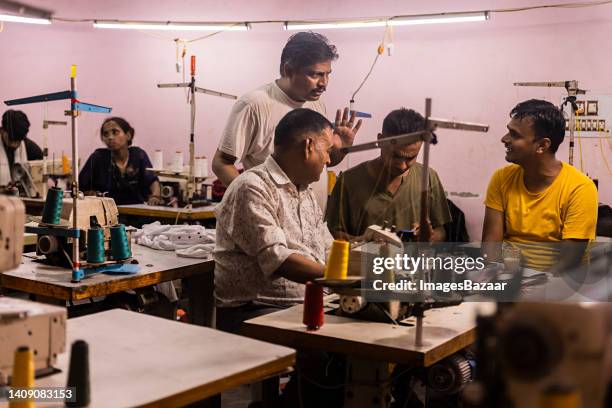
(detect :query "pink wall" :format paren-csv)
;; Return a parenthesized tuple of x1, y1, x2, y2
(2, 1, 611, 238)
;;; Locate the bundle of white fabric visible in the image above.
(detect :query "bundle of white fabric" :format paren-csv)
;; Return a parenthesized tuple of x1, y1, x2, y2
(134, 222, 215, 258)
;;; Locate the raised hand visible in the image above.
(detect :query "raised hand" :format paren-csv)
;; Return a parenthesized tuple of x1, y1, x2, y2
(333, 107, 362, 149)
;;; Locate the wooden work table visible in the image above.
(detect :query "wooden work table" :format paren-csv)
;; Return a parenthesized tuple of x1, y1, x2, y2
(244, 301, 487, 367)
(117, 203, 217, 221)
(22, 198, 217, 222)
(34, 309, 296, 408)
(0, 244, 215, 326)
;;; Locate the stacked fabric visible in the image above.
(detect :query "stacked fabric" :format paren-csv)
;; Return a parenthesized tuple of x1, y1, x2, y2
(134, 222, 215, 258)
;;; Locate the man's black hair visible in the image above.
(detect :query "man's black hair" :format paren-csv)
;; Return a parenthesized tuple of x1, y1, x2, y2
(274, 108, 332, 149)
(1, 110, 30, 142)
(510, 99, 565, 153)
(279, 31, 338, 75)
(382, 108, 425, 137)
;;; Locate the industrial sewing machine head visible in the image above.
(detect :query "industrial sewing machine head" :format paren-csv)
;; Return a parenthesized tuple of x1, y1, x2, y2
(10, 162, 38, 198)
(0, 298, 67, 386)
(4, 65, 115, 284)
(25, 191, 134, 277)
(28, 158, 72, 197)
(466, 301, 612, 408)
(0, 195, 67, 385)
(0, 195, 25, 272)
(153, 55, 235, 209)
(0, 159, 72, 200)
(321, 224, 463, 349)
(156, 175, 212, 208)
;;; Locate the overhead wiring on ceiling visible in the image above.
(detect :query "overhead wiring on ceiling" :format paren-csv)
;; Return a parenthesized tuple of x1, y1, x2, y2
(38, 1, 612, 33)
(350, 24, 391, 104)
(491, 0, 612, 13)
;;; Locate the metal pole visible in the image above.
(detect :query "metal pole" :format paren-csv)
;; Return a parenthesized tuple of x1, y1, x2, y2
(568, 102, 575, 165)
(188, 56, 196, 206)
(70, 65, 81, 281)
(414, 310, 424, 347)
(418, 98, 432, 242)
(42, 121, 48, 198)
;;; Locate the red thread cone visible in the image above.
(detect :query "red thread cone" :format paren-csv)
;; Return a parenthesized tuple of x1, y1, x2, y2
(303, 282, 324, 330)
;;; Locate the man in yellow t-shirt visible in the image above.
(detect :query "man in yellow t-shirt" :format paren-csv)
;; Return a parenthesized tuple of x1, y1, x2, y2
(482, 99, 598, 273)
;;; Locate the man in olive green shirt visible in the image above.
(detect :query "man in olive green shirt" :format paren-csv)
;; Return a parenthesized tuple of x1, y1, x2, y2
(326, 108, 451, 242)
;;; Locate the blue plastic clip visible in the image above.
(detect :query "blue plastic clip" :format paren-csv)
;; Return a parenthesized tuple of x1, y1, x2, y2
(73, 102, 112, 113)
(72, 268, 84, 282)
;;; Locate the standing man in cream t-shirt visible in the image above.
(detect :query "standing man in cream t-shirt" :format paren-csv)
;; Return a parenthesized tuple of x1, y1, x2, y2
(212, 31, 361, 209)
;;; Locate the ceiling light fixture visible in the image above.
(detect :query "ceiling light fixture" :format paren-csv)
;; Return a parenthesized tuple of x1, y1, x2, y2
(93, 20, 251, 31)
(284, 11, 489, 30)
(0, 0, 52, 25)
(0, 13, 50, 24)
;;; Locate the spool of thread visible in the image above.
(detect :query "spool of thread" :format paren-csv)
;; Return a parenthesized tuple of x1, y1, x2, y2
(172, 151, 184, 173)
(204, 185, 212, 200)
(324, 240, 349, 280)
(110, 224, 131, 261)
(62, 153, 70, 174)
(10, 346, 34, 408)
(152, 150, 163, 170)
(42, 186, 63, 225)
(65, 340, 90, 407)
(194, 157, 208, 178)
(327, 170, 336, 195)
(302, 282, 324, 330)
(86, 227, 105, 264)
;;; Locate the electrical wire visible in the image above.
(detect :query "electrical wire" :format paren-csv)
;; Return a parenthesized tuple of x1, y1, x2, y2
(45, 1, 612, 31)
(574, 112, 583, 171)
(351, 53, 381, 102)
(174, 202, 191, 225)
(599, 128, 612, 175)
(185, 31, 223, 43)
(351, 25, 389, 102)
(491, 0, 612, 13)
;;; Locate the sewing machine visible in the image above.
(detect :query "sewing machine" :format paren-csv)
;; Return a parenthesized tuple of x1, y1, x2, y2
(0, 196, 65, 384)
(327, 223, 464, 333)
(26, 196, 129, 269)
(0, 159, 72, 199)
(0, 162, 38, 198)
(155, 55, 235, 208)
(28, 158, 72, 197)
(0, 298, 67, 385)
(316, 224, 471, 407)
(467, 302, 612, 408)
(0, 195, 24, 272)
(155, 173, 212, 208)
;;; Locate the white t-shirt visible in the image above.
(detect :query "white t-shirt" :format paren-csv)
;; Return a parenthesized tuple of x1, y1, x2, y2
(218, 80, 329, 208)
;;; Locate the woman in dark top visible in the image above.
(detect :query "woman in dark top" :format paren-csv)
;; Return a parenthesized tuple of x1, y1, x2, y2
(79, 117, 161, 205)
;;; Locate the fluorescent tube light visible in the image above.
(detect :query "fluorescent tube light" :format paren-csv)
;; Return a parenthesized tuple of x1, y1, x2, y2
(93, 21, 250, 31)
(285, 11, 489, 30)
(0, 13, 50, 24)
(390, 12, 489, 26)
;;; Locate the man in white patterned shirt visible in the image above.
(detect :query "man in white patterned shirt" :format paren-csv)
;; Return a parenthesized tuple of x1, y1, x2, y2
(214, 108, 336, 333)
